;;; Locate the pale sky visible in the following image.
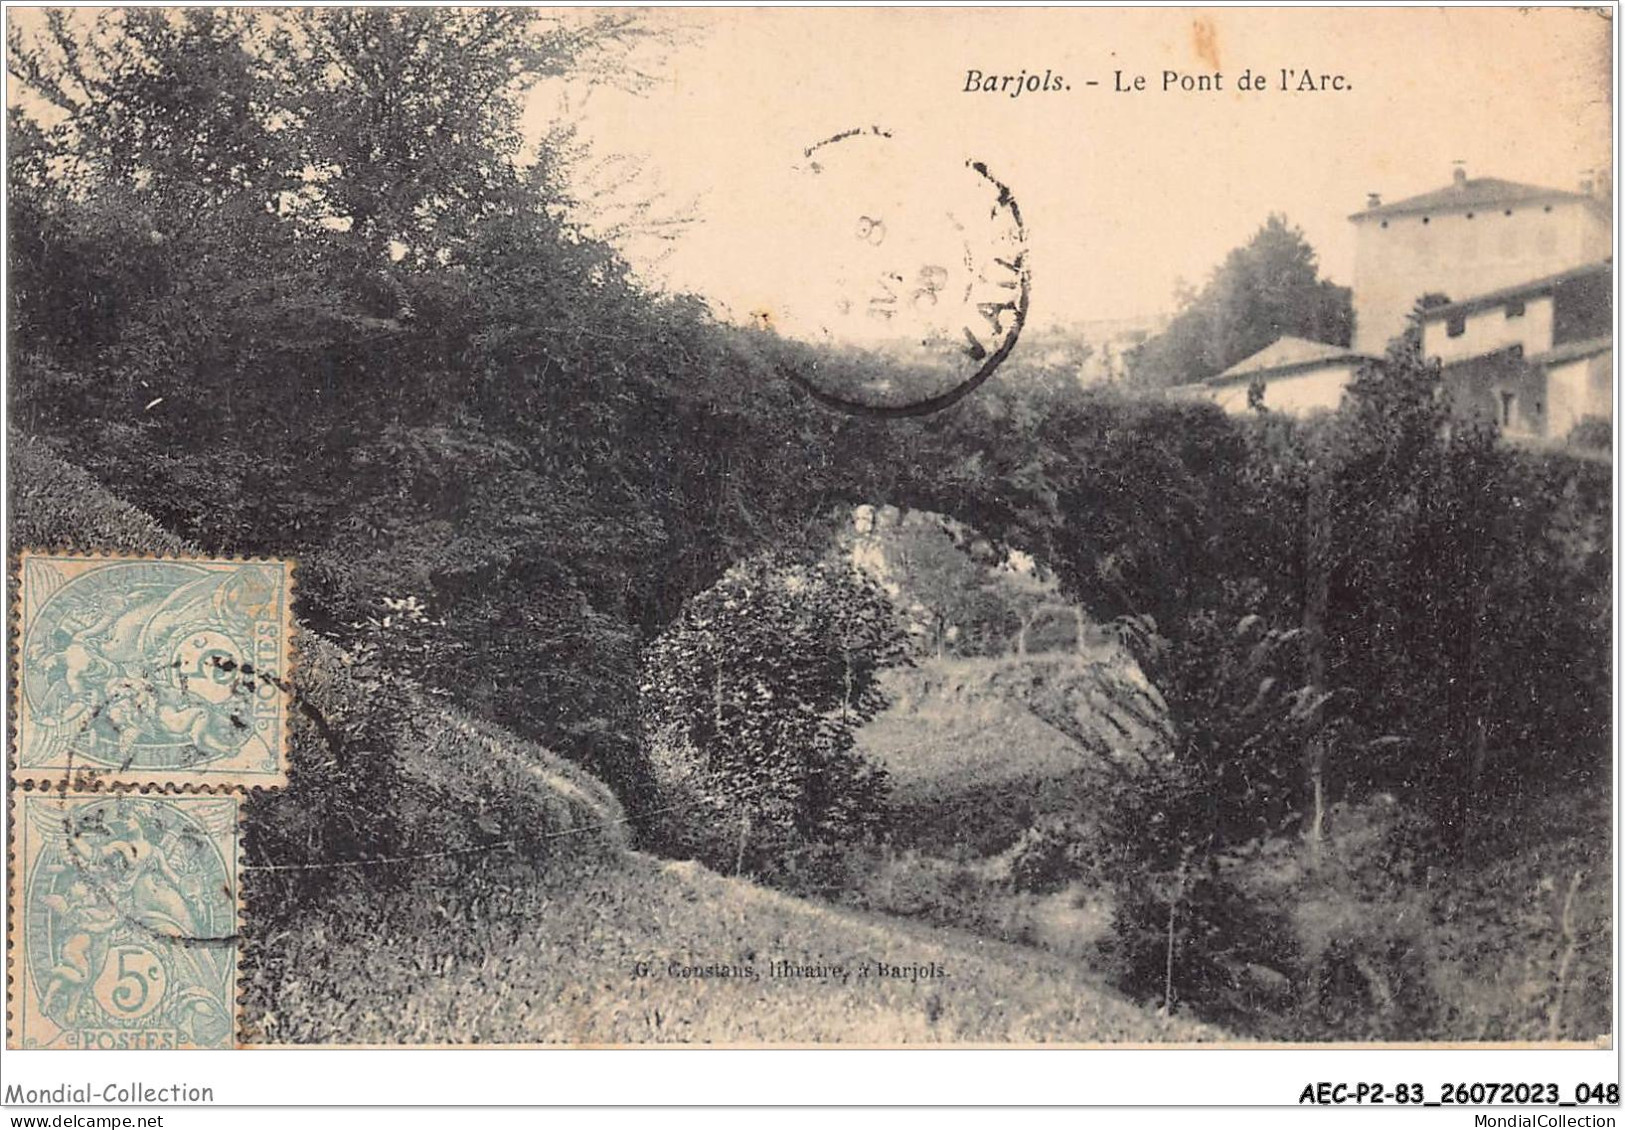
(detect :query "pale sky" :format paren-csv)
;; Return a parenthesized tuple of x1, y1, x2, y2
(538, 7, 1613, 331)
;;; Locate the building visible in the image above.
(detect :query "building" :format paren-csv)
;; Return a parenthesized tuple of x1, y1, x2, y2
(1418, 259, 1612, 442)
(1349, 166, 1610, 354)
(1170, 336, 1377, 417)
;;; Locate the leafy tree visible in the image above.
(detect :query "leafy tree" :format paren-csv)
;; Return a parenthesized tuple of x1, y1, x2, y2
(1063, 612, 1313, 1019)
(7, 7, 697, 809)
(1127, 215, 1353, 389)
(1392, 292, 1454, 358)
(873, 512, 987, 657)
(639, 555, 909, 884)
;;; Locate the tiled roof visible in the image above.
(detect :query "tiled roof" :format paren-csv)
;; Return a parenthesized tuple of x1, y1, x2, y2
(1206, 336, 1374, 386)
(1350, 177, 1592, 221)
(1418, 259, 1612, 320)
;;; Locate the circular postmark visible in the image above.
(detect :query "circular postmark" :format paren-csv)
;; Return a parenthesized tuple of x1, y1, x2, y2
(765, 127, 1030, 417)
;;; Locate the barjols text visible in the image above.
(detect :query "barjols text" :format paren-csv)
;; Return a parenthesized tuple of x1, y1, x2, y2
(963, 69, 1068, 98)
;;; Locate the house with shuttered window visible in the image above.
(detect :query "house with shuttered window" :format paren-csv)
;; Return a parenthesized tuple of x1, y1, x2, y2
(1418, 259, 1612, 442)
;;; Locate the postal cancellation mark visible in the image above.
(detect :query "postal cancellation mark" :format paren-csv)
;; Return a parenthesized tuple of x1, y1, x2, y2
(15, 553, 294, 790)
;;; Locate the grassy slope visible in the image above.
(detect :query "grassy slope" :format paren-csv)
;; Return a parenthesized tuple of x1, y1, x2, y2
(12, 436, 1212, 1044)
(250, 852, 1217, 1045)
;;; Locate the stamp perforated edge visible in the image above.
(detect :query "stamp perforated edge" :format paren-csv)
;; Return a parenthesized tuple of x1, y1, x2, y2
(6, 783, 16, 1049)
(6, 790, 243, 1050)
(9, 549, 298, 795)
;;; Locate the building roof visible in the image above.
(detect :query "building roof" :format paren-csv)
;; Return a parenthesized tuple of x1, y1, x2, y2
(1418, 259, 1613, 321)
(1205, 336, 1375, 386)
(1529, 335, 1612, 367)
(1350, 176, 1593, 221)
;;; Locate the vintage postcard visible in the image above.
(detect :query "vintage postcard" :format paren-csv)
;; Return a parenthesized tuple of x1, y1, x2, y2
(8, 792, 240, 1050)
(2, 3, 1614, 1074)
(14, 553, 294, 790)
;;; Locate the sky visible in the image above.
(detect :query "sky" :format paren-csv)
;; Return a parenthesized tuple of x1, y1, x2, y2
(536, 7, 1613, 333)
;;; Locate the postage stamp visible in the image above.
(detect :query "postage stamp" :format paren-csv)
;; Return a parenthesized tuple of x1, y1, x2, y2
(9, 792, 240, 1050)
(14, 553, 294, 790)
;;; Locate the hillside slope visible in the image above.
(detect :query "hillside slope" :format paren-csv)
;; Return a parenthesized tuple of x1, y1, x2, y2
(10, 436, 1216, 1044)
(247, 851, 1218, 1045)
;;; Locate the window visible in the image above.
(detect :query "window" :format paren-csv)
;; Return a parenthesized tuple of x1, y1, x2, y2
(1499, 391, 1516, 427)
(1505, 300, 1526, 319)
(1446, 313, 1467, 338)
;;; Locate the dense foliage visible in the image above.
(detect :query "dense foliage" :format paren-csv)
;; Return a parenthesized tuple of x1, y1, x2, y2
(1057, 338, 1611, 1025)
(1126, 214, 1354, 389)
(7, 6, 1265, 824)
(640, 555, 909, 886)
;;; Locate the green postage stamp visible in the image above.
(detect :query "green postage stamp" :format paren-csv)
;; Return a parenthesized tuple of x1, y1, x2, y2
(8, 552, 292, 1049)
(15, 553, 294, 789)
(10, 793, 240, 1050)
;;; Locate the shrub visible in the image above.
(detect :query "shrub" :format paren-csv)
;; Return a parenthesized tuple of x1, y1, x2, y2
(1106, 868, 1298, 1028)
(1006, 818, 1093, 895)
(639, 554, 909, 882)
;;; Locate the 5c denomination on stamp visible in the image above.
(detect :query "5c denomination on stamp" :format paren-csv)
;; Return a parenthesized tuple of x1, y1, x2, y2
(15, 553, 294, 790)
(10, 792, 240, 1049)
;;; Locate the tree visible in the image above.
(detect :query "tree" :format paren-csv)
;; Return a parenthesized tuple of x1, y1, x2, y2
(1127, 215, 1353, 389)
(8, 9, 665, 260)
(7, 8, 694, 809)
(1392, 292, 1454, 359)
(639, 555, 909, 885)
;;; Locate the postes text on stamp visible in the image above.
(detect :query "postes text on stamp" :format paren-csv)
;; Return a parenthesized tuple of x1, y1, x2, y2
(10, 792, 240, 1050)
(16, 554, 293, 789)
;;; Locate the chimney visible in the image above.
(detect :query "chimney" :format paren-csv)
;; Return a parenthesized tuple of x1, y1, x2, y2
(1366, 192, 1382, 209)
(1452, 161, 1467, 187)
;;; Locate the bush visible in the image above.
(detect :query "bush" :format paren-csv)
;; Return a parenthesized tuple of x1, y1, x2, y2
(640, 554, 909, 882)
(8, 430, 190, 554)
(1105, 869, 1298, 1026)
(1006, 818, 1093, 895)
